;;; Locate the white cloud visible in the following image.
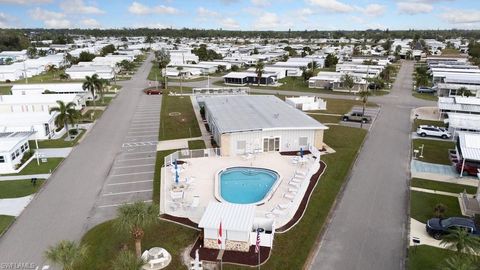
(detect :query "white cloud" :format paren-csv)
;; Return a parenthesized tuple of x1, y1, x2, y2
(60, 0, 104, 14)
(0, 12, 10, 28)
(296, 8, 315, 17)
(0, 0, 52, 4)
(81, 18, 101, 28)
(397, 2, 433, 14)
(220, 17, 240, 29)
(253, 12, 280, 30)
(197, 7, 218, 17)
(128, 1, 178, 15)
(362, 4, 386, 16)
(440, 9, 480, 24)
(307, 0, 354, 13)
(251, 0, 270, 7)
(29, 8, 71, 28)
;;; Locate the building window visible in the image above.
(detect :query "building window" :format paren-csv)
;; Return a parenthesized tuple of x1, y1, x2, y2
(299, 137, 308, 147)
(15, 150, 20, 157)
(237, 140, 246, 151)
(0, 156, 4, 163)
(11, 153, 16, 160)
(21, 145, 25, 152)
(24, 142, 29, 150)
(263, 137, 280, 152)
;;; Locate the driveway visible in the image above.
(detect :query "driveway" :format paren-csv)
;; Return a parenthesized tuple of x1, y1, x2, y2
(0, 53, 156, 267)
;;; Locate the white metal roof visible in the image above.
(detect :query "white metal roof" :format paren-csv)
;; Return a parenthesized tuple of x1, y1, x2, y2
(458, 132, 480, 161)
(0, 132, 33, 152)
(198, 202, 255, 232)
(204, 95, 327, 134)
(446, 113, 480, 130)
(11, 83, 84, 93)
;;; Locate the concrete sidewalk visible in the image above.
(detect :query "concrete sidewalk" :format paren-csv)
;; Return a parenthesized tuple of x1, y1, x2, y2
(409, 218, 444, 248)
(410, 186, 470, 198)
(190, 96, 213, 148)
(156, 137, 203, 151)
(0, 196, 33, 216)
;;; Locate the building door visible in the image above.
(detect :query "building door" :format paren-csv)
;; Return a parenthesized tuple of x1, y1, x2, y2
(263, 137, 280, 152)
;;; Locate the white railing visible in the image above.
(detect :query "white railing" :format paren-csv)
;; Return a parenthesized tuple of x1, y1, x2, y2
(192, 87, 250, 96)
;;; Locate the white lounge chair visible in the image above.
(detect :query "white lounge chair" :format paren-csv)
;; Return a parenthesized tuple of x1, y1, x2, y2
(265, 212, 276, 218)
(288, 181, 299, 188)
(291, 177, 302, 184)
(277, 203, 290, 210)
(272, 208, 286, 216)
(284, 192, 295, 200)
(295, 170, 307, 176)
(288, 187, 298, 193)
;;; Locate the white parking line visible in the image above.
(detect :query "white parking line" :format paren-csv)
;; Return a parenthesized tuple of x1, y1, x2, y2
(121, 150, 157, 155)
(126, 134, 158, 138)
(117, 157, 156, 161)
(103, 189, 152, 196)
(107, 180, 153, 186)
(111, 171, 154, 176)
(114, 163, 155, 169)
(97, 200, 153, 208)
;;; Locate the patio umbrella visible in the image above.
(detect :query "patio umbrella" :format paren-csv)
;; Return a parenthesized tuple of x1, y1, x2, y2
(174, 159, 179, 184)
(300, 148, 304, 159)
(194, 249, 200, 268)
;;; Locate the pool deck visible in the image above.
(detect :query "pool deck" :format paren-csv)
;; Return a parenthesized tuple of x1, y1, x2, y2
(160, 152, 319, 228)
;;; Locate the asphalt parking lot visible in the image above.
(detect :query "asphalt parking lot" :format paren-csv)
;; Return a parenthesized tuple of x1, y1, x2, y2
(87, 94, 161, 227)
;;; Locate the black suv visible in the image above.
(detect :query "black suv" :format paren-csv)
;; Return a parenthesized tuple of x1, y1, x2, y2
(426, 217, 480, 240)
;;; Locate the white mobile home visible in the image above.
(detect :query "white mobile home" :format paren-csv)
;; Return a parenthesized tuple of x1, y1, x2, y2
(0, 112, 58, 140)
(65, 65, 115, 80)
(11, 83, 89, 97)
(309, 71, 366, 92)
(203, 95, 327, 156)
(0, 132, 33, 174)
(0, 94, 85, 113)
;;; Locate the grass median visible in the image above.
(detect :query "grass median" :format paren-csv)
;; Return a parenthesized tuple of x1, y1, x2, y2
(29, 129, 86, 149)
(1, 158, 64, 176)
(408, 245, 455, 270)
(410, 191, 463, 223)
(159, 90, 201, 140)
(0, 215, 15, 236)
(411, 178, 476, 194)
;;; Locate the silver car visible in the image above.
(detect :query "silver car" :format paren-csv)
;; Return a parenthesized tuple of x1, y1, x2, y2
(416, 125, 451, 139)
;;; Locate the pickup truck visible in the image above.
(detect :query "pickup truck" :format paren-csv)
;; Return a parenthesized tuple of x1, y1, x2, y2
(426, 217, 480, 239)
(342, 111, 372, 123)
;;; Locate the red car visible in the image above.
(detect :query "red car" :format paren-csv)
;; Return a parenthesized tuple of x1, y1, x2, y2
(144, 89, 162, 95)
(455, 161, 480, 176)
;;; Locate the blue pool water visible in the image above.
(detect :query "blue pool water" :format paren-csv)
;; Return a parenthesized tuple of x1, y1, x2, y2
(219, 167, 279, 204)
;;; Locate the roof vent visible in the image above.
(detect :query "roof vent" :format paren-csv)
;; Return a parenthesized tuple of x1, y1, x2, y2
(273, 113, 279, 119)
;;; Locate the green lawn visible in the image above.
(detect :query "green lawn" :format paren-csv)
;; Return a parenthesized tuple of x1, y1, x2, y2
(308, 114, 341, 124)
(0, 215, 15, 236)
(148, 61, 161, 81)
(80, 110, 104, 123)
(79, 219, 198, 270)
(0, 179, 45, 198)
(1, 158, 64, 176)
(14, 69, 82, 84)
(29, 129, 86, 149)
(412, 119, 445, 132)
(159, 90, 201, 140)
(408, 245, 456, 270)
(188, 140, 206, 150)
(313, 98, 378, 115)
(413, 92, 438, 101)
(411, 178, 476, 194)
(410, 191, 463, 223)
(86, 96, 114, 107)
(412, 139, 454, 165)
(0, 86, 11, 95)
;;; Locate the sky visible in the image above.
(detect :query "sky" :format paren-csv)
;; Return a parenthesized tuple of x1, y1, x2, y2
(0, 0, 480, 31)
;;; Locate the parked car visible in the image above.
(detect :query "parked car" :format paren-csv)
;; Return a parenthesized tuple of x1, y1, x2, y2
(416, 125, 451, 139)
(426, 217, 480, 240)
(144, 89, 162, 95)
(417, 87, 436, 93)
(455, 160, 480, 176)
(342, 111, 372, 123)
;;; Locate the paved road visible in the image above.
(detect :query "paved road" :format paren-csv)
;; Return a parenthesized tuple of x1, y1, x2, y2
(0, 54, 155, 267)
(308, 61, 433, 270)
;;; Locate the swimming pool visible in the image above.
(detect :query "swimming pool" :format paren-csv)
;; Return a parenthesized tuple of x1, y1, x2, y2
(218, 167, 280, 204)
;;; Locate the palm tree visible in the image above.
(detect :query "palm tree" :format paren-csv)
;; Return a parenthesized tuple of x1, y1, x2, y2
(440, 228, 480, 255)
(358, 89, 371, 128)
(83, 74, 99, 108)
(49, 100, 79, 135)
(341, 74, 355, 93)
(44, 240, 88, 270)
(441, 255, 476, 270)
(176, 66, 184, 95)
(115, 201, 159, 257)
(99, 78, 110, 103)
(111, 250, 146, 270)
(255, 60, 265, 86)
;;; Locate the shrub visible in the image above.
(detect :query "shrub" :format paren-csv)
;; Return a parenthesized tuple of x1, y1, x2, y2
(69, 129, 79, 136)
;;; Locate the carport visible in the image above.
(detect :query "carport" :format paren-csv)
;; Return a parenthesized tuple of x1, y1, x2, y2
(456, 132, 480, 177)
